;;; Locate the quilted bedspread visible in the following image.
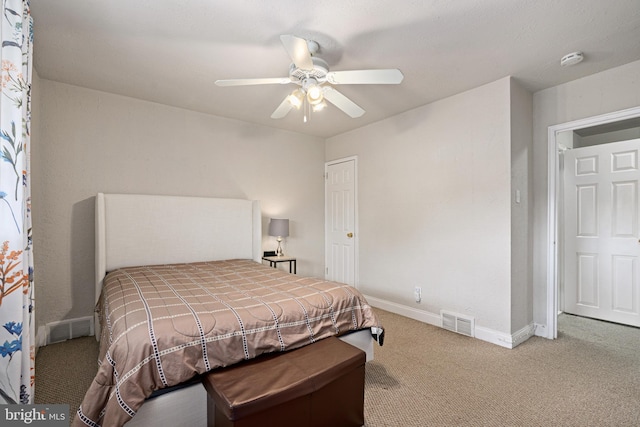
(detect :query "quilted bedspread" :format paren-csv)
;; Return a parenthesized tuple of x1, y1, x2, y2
(74, 259, 382, 427)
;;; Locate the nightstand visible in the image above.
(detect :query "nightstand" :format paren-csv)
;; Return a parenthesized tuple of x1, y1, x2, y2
(262, 255, 297, 274)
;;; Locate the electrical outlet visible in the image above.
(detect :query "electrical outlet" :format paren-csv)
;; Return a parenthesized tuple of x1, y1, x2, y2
(414, 286, 422, 303)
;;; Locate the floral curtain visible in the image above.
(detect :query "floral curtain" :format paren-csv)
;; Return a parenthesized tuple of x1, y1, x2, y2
(0, 0, 34, 404)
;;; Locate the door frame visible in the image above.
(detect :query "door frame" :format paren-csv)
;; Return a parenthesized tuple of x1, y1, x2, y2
(325, 156, 359, 287)
(546, 105, 640, 339)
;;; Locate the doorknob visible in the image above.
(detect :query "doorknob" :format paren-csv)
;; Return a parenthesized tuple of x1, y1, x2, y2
(347, 232, 354, 238)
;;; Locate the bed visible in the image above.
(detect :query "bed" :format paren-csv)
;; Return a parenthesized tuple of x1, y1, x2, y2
(73, 193, 383, 427)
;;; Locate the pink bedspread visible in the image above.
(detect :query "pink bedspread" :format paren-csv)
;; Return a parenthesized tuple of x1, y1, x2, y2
(74, 259, 382, 426)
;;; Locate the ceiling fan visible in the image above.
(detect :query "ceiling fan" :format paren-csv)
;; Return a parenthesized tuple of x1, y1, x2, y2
(215, 35, 404, 121)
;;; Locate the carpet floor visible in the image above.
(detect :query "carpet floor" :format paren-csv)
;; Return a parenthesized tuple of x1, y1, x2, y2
(35, 309, 640, 426)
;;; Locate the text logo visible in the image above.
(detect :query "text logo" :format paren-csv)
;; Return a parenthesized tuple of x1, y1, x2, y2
(1, 405, 69, 426)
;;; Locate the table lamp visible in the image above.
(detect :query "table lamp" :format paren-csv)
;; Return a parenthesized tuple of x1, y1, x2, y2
(268, 218, 289, 256)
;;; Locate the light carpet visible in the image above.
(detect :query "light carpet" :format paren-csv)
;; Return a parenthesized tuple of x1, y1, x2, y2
(35, 309, 640, 426)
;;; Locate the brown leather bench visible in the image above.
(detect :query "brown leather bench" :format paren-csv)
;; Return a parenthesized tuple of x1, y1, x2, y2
(202, 336, 366, 427)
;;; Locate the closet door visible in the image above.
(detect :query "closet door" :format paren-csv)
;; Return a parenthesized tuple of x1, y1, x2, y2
(325, 158, 357, 286)
(564, 138, 640, 327)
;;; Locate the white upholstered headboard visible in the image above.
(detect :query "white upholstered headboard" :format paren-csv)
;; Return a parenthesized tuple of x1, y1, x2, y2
(95, 193, 262, 306)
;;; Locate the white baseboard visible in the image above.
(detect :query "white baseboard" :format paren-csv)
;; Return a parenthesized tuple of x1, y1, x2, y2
(534, 323, 548, 338)
(477, 323, 536, 349)
(364, 295, 441, 326)
(364, 295, 535, 349)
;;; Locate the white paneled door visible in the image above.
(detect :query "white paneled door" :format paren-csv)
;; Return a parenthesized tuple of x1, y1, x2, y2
(563, 138, 640, 327)
(325, 158, 357, 286)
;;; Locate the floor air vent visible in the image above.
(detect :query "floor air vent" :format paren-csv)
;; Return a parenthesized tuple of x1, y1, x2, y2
(44, 316, 94, 344)
(441, 311, 475, 337)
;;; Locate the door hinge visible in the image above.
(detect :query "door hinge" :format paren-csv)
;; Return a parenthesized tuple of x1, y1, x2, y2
(324, 172, 328, 179)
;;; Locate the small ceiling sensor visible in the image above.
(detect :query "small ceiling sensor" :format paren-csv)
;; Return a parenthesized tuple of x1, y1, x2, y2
(560, 51, 584, 67)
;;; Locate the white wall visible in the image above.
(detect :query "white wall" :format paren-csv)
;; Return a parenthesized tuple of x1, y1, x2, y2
(34, 56, 640, 344)
(510, 79, 533, 332)
(532, 59, 640, 330)
(32, 79, 326, 328)
(326, 77, 517, 335)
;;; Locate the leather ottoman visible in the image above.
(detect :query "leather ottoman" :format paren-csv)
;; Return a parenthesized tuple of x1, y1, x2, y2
(202, 336, 366, 427)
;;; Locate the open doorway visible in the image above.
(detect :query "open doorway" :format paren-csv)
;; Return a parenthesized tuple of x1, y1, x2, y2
(547, 106, 640, 339)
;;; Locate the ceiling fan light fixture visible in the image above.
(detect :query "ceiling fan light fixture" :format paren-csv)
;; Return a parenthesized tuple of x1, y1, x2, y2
(302, 77, 324, 105)
(306, 84, 324, 105)
(312, 100, 327, 112)
(287, 89, 304, 109)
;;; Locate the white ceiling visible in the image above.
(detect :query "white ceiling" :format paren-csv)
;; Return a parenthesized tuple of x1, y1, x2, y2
(30, 0, 640, 139)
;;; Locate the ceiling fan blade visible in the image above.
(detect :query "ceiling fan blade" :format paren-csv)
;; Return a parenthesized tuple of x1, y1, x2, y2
(326, 69, 404, 85)
(280, 35, 314, 70)
(322, 86, 365, 118)
(215, 77, 291, 87)
(271, 96, 294, 119)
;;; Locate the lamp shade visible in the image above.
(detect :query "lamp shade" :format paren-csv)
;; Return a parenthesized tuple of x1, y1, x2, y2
(268, 218, 289, 237)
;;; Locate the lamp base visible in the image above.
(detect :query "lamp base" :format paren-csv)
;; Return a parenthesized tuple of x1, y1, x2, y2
(275, 238, 284, 256)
